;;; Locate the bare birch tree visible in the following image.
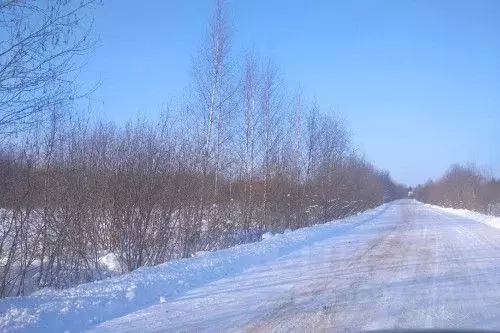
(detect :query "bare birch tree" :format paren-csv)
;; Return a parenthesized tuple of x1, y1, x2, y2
(239, 52, 259, 228)
(192, 0, 233, 198)
(259, 59, 283, 227)
(306, 99, 320, 181)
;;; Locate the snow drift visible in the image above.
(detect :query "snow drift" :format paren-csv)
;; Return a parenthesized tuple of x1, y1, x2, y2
(424, 203, 500, 230)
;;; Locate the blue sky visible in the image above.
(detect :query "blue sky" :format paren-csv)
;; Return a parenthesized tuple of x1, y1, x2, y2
(81, 0, 500, 186)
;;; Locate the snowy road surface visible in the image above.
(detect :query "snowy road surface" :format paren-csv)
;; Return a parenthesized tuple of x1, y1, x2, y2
(90, 200, 500, 332)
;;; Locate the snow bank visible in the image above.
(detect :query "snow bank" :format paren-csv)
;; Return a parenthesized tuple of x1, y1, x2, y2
(261, 231, 274, 240)
(424, 203, 500, 230)
(0, 203, 390, 333)
(98, 253, 127, 274)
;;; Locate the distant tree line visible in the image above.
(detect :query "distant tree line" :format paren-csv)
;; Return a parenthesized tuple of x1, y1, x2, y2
(415, 164, 500, 215)
(0, 0, 403, 297)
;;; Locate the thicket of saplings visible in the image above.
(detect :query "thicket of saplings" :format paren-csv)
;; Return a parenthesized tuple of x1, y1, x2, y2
(0, 0, 403, 298)
(415, 164, 500, 215)
(0, 104, 403, 297)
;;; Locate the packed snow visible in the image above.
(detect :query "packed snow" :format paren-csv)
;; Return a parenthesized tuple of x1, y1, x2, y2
(2, 200, 500, 332)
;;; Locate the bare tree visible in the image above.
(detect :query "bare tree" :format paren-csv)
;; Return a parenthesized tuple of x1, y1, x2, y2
(0, 0, 98, 134)
(192, 0, 233, 199)
(239, 52, 259, 228)
(259, 59, 283, 227)
(306, 99, 320, 181)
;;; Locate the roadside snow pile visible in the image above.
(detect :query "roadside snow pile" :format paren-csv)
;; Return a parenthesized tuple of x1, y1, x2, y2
(98, 252, 127, 274)
(0, 202, 390, 333)
(425, 203, 500, 230)
(261, 231, 274, 240)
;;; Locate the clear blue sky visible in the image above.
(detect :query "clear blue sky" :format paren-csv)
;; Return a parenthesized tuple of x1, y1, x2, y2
(81, 0, 500, 186)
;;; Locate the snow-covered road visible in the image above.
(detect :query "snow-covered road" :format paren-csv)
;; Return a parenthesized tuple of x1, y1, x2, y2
(91, 200, 500, 332)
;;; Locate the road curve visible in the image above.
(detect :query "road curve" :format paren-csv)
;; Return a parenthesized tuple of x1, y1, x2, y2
(91, 200, 500, 332)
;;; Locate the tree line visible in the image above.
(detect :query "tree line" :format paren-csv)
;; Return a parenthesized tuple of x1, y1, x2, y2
(0, 0, 403, 297)
(415, 164, 500, 215)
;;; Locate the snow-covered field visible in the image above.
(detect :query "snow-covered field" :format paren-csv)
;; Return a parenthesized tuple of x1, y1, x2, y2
(2, 199, 500, 332)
